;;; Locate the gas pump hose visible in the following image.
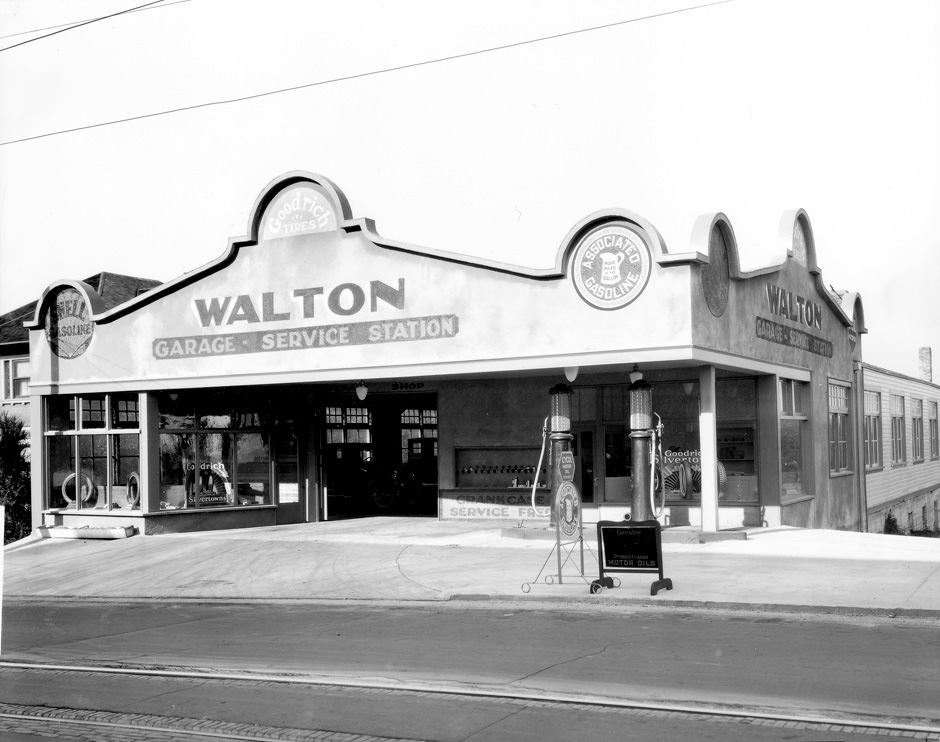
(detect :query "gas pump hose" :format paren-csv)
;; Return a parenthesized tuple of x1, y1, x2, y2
(531, 417, 551, 516)
(650, 414, 666, 519)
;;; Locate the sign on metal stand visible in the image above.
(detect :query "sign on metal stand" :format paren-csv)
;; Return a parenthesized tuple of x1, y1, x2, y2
(591, 519, 673, 596)
(521, 449, 596, 592)
(554, 450, 583, 580)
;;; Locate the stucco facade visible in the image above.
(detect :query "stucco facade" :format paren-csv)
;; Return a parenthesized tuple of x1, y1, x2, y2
(26, 172, 867, 535)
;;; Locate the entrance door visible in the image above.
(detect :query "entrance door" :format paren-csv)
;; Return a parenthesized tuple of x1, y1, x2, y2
(275, 433, 304, 524)
(603, 424, 630, 503)
(571, 426, 595, 504)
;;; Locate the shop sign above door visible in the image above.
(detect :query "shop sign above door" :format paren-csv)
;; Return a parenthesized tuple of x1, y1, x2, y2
(261, 183, 338, 240)
(571, 223, 652, 310)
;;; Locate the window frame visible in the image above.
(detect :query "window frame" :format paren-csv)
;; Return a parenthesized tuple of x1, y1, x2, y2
(911, 398, 924, 463)
(928, 401, 939, 460)
(827, 381, 851, 475)
(2, 357, 30, 401)
(863, 390, 883, 471)
(158, 394, 272, 510)
(779, 378, 812, 503)
(399, 407, 438, 464)
(324, 405, 373, 458)
(44, 393, 142, 513)
(890, 394, 906, 466)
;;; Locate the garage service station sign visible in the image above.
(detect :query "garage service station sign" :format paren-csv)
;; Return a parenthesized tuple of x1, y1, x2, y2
(152, 280, 459, 359)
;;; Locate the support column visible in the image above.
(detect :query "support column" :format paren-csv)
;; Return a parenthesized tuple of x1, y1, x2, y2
(29, 393, 44, 532)
(140, 392, 160, 516)
(699, 365, 719, 532)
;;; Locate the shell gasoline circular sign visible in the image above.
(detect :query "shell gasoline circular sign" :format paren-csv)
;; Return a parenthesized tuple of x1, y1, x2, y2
(45, 288, 94, 359)
(571, 223, 652, 310)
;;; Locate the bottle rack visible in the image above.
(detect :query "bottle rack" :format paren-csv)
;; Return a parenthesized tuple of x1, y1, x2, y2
(455, 447, 547, 489)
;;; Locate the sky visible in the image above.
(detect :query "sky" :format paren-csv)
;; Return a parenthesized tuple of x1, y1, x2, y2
(0, 0, 938, 378)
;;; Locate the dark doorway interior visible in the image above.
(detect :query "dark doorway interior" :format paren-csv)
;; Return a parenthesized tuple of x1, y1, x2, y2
(322, 393, 438, 519)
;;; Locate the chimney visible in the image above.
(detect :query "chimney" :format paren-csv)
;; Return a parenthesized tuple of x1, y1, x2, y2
(919, 347, 933, 382)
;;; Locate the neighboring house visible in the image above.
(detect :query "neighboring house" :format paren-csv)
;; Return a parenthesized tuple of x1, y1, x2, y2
(0, 303, 32, 428)
(0, 272, 163, 433)
(862, 356, 940, 534)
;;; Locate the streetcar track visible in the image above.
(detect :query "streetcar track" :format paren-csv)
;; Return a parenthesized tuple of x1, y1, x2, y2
(0, 703, 424, 742)
(2, 660, 938, 739)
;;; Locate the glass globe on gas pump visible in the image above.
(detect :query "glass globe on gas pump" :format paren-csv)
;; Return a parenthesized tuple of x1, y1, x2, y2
(628, 365, 655, 522)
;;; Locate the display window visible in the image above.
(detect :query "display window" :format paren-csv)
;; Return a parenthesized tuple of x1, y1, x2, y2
(158, 392, 271, 510)
(780, 378, 811, 501)
(44, 393, 141, 511)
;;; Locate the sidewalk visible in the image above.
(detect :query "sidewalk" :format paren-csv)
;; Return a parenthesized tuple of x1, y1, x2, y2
(5, 517, 940, 616)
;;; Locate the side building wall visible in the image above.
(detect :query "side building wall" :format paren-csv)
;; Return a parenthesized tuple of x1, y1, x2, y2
(863, 363, 940, 534)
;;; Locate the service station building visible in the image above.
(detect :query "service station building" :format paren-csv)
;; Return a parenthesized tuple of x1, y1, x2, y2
(27, 172, 867, 535)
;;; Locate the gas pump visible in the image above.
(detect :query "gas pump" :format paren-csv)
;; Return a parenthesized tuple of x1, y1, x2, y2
(591, 365, 673, 596)
(548, 384, 579, 539)
(628, 368, 655, 522)
(520, 383, 587, 593)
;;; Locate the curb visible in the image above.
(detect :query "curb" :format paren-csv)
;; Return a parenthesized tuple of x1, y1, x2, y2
(4, 593, 938, 621)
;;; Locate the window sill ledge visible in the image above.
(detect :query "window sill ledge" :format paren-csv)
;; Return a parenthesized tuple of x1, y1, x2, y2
(781, 494, 814, 507)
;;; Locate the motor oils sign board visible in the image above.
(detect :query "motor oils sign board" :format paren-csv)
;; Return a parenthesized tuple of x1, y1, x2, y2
(592, 520, 673, 596)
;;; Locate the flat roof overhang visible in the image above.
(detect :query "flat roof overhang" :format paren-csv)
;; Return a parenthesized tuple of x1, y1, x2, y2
(28, 344, 811, 396)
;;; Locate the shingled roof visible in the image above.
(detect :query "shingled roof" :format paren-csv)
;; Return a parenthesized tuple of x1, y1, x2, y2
(0, 272, 162, 347)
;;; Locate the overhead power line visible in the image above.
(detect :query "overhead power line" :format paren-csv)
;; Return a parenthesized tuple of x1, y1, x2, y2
(0, 0, 734, 147)
(0, 0, 171, 53)
(0, 0, 190, 41)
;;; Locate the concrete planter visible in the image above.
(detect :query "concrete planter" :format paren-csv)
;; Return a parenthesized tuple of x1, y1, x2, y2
(39, 525, 137, 540)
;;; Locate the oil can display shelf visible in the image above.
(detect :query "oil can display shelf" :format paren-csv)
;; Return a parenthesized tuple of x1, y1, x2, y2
(716, 425, 756, 476)
(455, 446, 547, 489)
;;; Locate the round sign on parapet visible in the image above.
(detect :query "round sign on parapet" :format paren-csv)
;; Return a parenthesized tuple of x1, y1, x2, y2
(571, 223, 652, 310)
(45, 288, 94, 359)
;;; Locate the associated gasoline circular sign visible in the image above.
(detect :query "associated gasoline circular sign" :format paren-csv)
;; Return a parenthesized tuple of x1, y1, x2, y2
(45, 288, 94, 359)
(571, 223, 652, 310)
(556, 481, 582, 539)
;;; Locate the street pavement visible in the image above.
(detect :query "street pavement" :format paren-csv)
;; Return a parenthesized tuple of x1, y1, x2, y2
(4, 517, 940, 616)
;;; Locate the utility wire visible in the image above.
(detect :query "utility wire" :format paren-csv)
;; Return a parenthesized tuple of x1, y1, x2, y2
(0, 0, 734, 147)
(0, 0, 190, 41)
(0, 0, 170, 53)
(0, 310, 35, 328)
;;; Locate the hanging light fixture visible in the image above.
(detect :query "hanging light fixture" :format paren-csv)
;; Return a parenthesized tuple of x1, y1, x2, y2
(564, 366, 579, 383)
(355, 381, 368, 401)
(629, 364, 643, 384)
